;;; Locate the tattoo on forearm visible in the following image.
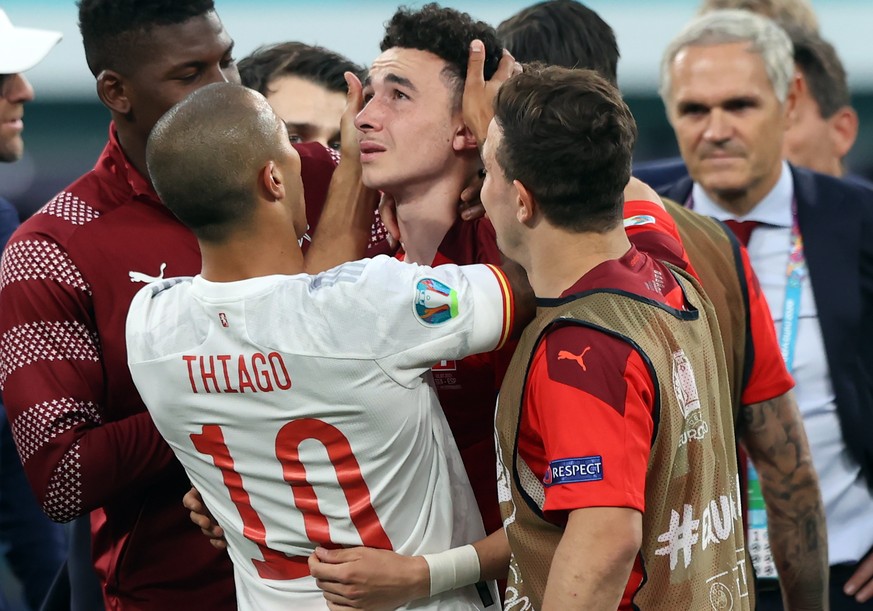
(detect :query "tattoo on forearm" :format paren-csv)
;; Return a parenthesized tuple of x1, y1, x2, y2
(741, 392, 828, 610)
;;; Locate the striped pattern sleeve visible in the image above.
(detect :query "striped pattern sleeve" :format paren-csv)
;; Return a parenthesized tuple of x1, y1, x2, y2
(0, 229, 174, 522)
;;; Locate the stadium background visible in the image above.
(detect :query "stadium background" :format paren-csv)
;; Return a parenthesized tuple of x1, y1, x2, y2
(1, 0, 871, 608)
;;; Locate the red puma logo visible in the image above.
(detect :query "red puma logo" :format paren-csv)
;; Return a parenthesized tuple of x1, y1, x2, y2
(558, 347, 592, 371)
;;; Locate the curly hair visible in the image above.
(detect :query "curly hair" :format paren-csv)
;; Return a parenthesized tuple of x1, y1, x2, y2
(380, 3, 503, 105)
(239, 42, 365, 96)
(77, 0, 216, 76)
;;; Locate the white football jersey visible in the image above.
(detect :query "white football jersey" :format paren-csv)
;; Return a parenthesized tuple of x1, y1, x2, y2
(126, 255, 511, 610)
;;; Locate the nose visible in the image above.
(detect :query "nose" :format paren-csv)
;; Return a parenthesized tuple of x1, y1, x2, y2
(1, 74, 35, 104)
(703, 108, 732, 143)
(354, 98, 381, 133)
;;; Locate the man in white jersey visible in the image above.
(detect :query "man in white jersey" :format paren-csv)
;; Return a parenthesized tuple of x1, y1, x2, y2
(125, 82, 526, 609)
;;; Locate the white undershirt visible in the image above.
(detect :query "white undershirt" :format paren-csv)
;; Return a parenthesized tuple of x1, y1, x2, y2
(692, 162, 873, 564)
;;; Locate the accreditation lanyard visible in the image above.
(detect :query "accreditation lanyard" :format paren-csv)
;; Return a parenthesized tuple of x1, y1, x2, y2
(780, 199, 805, 373)
(748, 199, 805, 579)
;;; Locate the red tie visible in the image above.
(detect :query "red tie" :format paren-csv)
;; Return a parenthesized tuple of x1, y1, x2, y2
(723, 219, 760, 247)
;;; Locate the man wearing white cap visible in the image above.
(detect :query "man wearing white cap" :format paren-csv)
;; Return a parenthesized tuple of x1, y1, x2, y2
(0, 8, 60, 162)
(0, 8, 64, 611)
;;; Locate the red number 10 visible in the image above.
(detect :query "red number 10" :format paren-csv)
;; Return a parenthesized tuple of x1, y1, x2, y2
(191, 419, 391, 580)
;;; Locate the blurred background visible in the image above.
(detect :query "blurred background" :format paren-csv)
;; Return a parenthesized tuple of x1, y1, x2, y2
(2, 0, 872, 221)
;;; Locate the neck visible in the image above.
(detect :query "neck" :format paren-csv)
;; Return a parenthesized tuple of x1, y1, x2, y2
(522, 223, 632, 298)
(391, 163, 475, 265)
(199, 228, 305, 283)
(115, 121, 150, 179)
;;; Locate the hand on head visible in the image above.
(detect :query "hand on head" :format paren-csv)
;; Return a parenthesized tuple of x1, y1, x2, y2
(463, 40, 520, 147)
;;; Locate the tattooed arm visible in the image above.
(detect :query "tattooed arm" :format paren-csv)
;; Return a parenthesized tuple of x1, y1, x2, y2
(740, 390, 829, 610)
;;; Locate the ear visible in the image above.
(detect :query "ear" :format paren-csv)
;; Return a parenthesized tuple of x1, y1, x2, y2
(828, 106, 859, 159)
(96, 69, 132, 115)
(512, 179, 537, 225)
(452, 123, 479, 152)
(783, 71, 802, 127)
(259, 161, 285, 202)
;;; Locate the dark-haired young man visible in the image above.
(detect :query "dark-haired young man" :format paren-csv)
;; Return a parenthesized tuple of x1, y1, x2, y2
(353, 1, 510, 539)
(487, 3, 825, 609)
(485, 65, 747, 610)
(0, 1, 374, 609)
(239, 41, 364, 151)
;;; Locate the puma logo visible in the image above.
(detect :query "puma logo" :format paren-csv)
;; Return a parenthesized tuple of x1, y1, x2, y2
(558, 347, 592, 371)
(129, 263, 167, 284)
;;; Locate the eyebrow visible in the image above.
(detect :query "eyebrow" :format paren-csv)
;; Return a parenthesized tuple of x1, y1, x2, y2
(362, 72, 417, 92)
(285, 122, 317, 132)
(167, 41, 236, 72)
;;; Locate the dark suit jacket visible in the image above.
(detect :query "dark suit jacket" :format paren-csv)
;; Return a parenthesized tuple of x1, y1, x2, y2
(658, 165, 873, 490)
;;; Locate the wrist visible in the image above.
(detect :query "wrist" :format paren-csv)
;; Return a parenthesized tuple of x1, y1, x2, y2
(421, 544, 481, 597)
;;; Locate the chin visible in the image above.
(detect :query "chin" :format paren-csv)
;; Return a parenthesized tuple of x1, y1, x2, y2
(0, 144, 23, 163)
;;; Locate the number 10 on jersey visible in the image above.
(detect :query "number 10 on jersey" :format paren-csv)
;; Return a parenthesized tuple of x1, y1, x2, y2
(191, 419, 393, 579)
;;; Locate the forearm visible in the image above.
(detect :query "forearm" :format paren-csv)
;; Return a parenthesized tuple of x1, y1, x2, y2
(1, 286, 175, 520)
(499, 255, 535, 338)
(472, 528, 511, 581)
(13, 397, 176, 522)
(741, 391, 828, 610)
(542, 507, 641, 610)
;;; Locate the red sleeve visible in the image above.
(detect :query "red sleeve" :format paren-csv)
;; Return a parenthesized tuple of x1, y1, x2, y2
(737, 244, 794, 405)
(519, 324, 654, 520)
(624, 200, 699, 280)
(0, 233, 175, 522)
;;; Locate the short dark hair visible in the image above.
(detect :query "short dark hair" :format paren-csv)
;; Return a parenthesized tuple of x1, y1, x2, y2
(380, 3, 503, 106)
(77, 0, 215, 76)
(493, 65, 637, 233)
(147, 83, 282, 242)
(792, 32, 850, 119)
(497, 0, 619, 85)
(239, 41, 365, 96)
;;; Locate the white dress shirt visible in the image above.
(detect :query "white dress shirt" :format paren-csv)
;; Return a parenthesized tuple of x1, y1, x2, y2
(692, 162, 873, 564)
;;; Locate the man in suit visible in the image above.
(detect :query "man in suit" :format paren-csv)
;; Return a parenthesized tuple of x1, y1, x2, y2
(636, 25, 872, 190)
(659, 9, 873, 609)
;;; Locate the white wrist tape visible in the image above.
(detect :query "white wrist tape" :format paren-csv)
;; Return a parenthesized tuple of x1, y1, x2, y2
(422, 544, 481, 596)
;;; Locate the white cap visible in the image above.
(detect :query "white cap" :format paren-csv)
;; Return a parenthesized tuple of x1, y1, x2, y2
(0, 9, 62, 74)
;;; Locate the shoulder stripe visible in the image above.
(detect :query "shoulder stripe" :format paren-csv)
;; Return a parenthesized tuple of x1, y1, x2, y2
(309, 260, 368, 291)
(0, 321, 101, 389)
(11, 398, 102, 464)
(1, 239, 91, 294)
(38, 192, 101, 226)
(485, 264, 513, 350)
